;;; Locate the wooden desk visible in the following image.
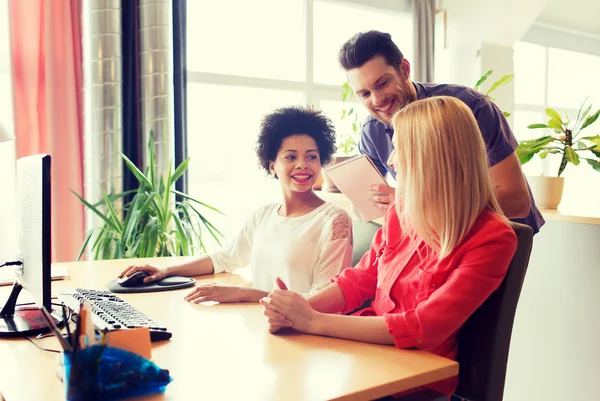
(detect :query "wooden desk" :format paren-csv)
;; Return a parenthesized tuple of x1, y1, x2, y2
(0, 258, 458, 401)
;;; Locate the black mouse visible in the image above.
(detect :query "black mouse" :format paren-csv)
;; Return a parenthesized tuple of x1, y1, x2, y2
(117, 271, 151, 287)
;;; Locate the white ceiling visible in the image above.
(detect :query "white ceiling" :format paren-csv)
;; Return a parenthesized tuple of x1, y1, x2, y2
(536, 0, 600, 36)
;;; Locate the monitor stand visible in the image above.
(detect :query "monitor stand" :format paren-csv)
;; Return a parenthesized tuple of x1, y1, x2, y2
(0, 282, 62, 337)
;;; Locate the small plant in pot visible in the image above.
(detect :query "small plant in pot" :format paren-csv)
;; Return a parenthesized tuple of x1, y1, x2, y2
(72, 132, 223, 260)
(517, 100, 600, 208)
(320, 82, 361, 193)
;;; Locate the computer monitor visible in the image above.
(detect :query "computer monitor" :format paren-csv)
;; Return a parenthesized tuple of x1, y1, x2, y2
(0, 154, 61, 336)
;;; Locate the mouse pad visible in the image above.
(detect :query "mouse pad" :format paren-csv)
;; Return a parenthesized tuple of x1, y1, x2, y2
(106, 276, 196, 294)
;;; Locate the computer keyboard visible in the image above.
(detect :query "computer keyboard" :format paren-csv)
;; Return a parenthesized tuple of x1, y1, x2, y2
(57, 288, 172, 342)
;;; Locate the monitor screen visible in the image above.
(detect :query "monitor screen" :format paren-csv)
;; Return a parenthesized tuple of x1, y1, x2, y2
(0, 154, 54, 337)
(15, 154, 52, 311)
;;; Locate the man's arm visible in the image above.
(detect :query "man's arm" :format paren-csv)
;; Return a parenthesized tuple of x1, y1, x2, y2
(471, 96, 531, 219)
(489, 151, 531, 219)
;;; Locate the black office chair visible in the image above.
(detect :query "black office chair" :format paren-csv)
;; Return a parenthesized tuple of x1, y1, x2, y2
(351, 220, 382, 266)
(390, 222, 534, 401)
(453, 222, 534, 401)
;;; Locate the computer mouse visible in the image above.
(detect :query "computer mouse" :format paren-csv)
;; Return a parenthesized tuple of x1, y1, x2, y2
(117, 271, 151, 287)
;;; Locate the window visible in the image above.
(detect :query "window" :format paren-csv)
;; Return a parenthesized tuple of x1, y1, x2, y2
(186, 0, 412, 249)
(513, 40, 600, 212)
(313, 1, 413, 85)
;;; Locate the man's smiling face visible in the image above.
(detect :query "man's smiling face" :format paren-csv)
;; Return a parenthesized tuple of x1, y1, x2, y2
(346, 55, 417, 125)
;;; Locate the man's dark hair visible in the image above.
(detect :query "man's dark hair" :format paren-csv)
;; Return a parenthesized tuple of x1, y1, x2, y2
(338, 30, 404, 71)
(256, 106, 336, 175)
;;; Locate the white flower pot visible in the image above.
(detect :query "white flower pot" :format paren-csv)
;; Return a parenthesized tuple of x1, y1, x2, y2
(527, 176, 565, 209)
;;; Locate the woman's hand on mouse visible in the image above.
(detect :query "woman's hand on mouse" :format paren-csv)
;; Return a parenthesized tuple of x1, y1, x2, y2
(118, 264, 168, 283)
(184, 284, 247, 304)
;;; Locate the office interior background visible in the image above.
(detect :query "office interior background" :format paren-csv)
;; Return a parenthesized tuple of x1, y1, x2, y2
(0, 1, 599, 399)
(1, 0, 599, 259)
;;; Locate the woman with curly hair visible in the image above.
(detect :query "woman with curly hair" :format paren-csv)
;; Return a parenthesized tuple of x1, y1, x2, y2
(118, 106, 353, 303)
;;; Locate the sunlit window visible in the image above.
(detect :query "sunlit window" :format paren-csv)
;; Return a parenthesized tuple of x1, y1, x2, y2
(187, 83, 303, 249)
(187, 0, 305, 81)
(186, 1, 413, 246)
(547, 48, 600, 109)
(313, 1, 413, 85)
(513, 42, 546, 106)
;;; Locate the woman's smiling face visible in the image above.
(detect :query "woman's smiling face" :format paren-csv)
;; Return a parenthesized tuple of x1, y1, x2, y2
(270, 134, 321, 193)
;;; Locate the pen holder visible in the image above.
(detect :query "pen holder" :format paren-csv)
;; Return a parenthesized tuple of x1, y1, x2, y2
(62, 345, 172, 401)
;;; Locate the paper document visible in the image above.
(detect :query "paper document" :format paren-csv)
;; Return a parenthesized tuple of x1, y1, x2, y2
(324, 155, 389, 222)
(0, 264, 69, 286)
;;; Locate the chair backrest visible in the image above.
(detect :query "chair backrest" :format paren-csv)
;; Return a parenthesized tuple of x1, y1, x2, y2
(351, 220, 382, 266)
(454, 222, 534, 401)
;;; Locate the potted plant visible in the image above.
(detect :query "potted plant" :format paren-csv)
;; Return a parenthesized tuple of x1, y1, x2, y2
(320, 82, 361, 192)
(72, 132, 223, 260)
(517, 100, 600, 208)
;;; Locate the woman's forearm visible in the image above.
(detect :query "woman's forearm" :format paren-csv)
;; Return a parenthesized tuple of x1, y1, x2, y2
(307, 283, 346, 314)
(240, 288, 269, 303)
(166, 255, 215, 277)
(310, 314, 395, 345)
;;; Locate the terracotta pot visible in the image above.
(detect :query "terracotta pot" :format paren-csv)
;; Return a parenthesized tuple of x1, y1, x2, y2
(321, 156, 353, 193)
(527, 176, 565, 209)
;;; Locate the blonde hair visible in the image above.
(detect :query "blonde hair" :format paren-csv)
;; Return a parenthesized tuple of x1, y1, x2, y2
(391, 96, 506, 258)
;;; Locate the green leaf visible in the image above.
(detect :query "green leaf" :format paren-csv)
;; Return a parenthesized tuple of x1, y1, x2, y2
(474, 70, 493, 91)
(173, 189, 224, 215)
(169, 157, 190, 186)
(587, 159, 600, 172)
(518, 136, 554, 149)
(503, 111, 511, 118)
(565, 145, 580, 166)
(485, 74, 514, 96)
(517, 150, 536, 164)
(539, 151, 549, 160)
(341, 81, 355, 102)
(89, 189, 137, 209)
(122, 153, 153, 189)
(527, 124, 549, 129)
(101, 187, 123, 233)
(581, 109, 600, 130)
(545, 108, 563, 124)
(340, 109, 346, 120)
(77, 231, 94, 261)
(71, 190, 120, 232)
(577, 141, 588, 150)
(145, 225, 159, 258)
(162, 163, 173, 227)
(172, 211, 189, 256)
(547, 118, 563, 131)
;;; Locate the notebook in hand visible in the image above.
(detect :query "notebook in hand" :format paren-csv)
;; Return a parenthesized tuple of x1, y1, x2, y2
(324, 155, 389, 222)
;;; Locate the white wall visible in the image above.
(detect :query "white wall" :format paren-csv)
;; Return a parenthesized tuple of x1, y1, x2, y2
(504, 220, 600, 401)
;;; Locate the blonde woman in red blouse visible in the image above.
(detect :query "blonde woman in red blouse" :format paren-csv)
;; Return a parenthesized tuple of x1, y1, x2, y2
(260, 96, 519, 396)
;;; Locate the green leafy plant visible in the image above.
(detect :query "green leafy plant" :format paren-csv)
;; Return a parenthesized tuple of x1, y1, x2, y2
(516, 99, 600, 177)
(338, 81, 361, 156)
(72, 132, 223, 260)
(474, 70, 514, 118)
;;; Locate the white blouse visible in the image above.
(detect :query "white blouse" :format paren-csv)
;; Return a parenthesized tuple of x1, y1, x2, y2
(209, 202, 353, 296)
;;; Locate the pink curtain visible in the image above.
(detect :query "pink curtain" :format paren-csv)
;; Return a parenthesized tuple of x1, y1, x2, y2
(10, 0, 84, 263)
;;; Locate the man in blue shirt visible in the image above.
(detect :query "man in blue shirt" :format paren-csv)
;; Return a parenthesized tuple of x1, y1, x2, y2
(339, 30, 544, 234)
